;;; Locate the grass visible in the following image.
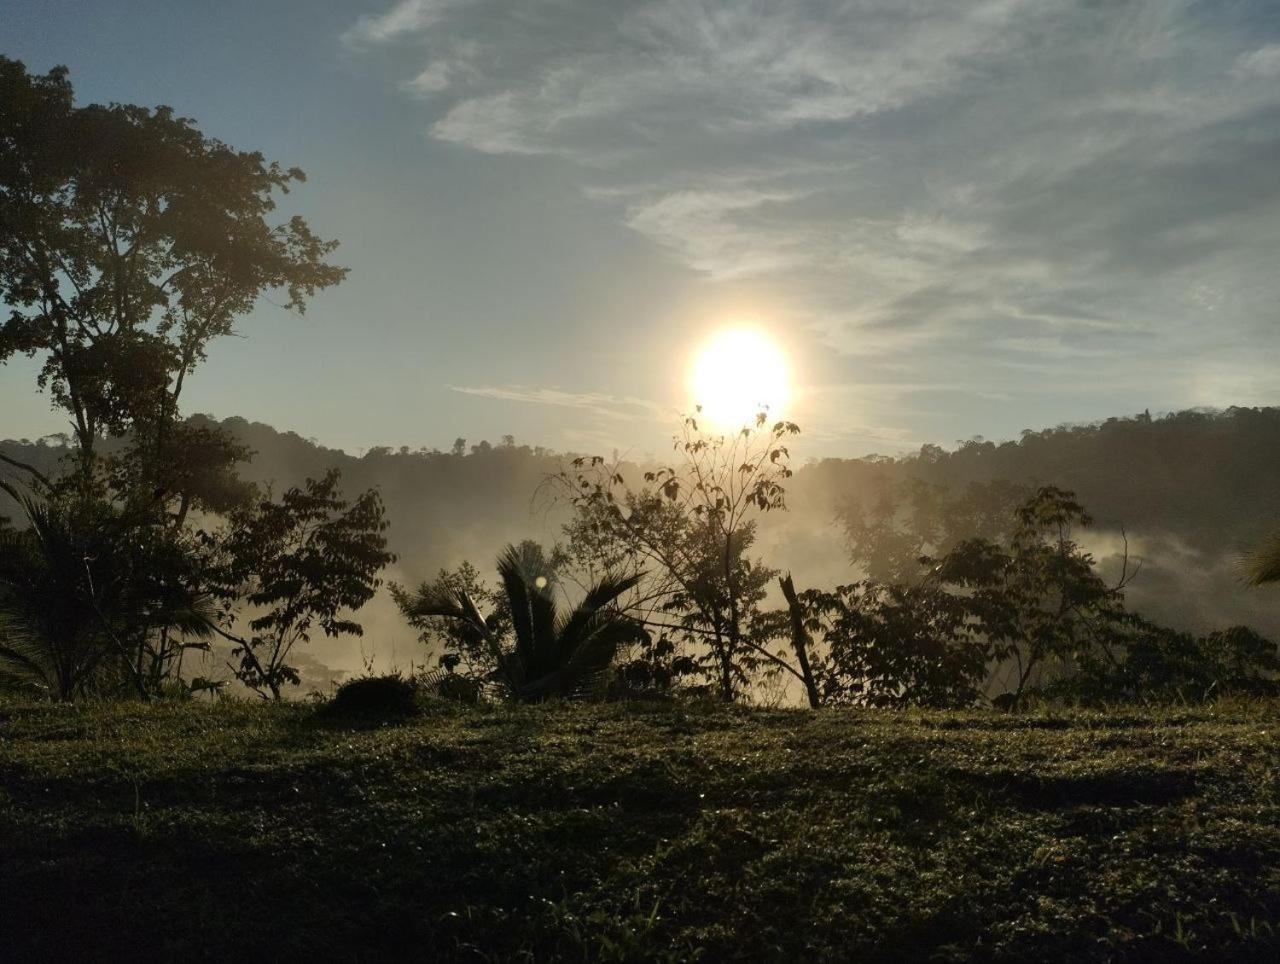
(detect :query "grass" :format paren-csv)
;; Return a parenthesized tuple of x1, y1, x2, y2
(1, 696, 1279, 961)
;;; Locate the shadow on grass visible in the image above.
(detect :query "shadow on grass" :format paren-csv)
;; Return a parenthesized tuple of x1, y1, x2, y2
(959, 767, 1199, 809)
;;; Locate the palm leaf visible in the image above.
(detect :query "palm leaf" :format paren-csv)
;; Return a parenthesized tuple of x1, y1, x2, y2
(566, 617, 646, 688)
(521, 617, 646, 701)
(553, 570, 644, 648)
(400, 582, 483, 626)
(496, 544, 537, 672)
(496, 543, 560, 682)
(1247, 533, 1280, 587)
(155, 592, 221, 639)
(399, 582, 521, 691)
(0, 612, 54, 691)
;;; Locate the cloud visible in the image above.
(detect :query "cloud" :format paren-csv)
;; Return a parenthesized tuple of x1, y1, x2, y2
(403, 61, 452, 95)
(450, 385, 665, 421)
(1233, 43, 1280, 78)
(623, 188, 810, 280)
(351, 0, 1280, 431)
(342, 0, 467, 47)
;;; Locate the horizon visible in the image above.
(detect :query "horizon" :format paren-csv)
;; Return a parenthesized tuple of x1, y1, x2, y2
(1, 402, 1264, 465)
(4, 0, 1278, 458)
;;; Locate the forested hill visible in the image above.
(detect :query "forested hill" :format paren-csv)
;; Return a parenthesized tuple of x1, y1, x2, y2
(4, 407, 1280, 651)
(798, 407, 1280, 555)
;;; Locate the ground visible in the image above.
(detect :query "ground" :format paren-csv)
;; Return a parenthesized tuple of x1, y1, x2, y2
(1, 696, 1278, 961)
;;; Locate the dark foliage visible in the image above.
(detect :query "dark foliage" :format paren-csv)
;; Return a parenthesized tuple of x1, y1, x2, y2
(397, 542, 646, 702)
(0, 480, 213, 699)
(556, 411, 800, 700)
(322, 672, 420, 723)
(807, 581, 994, 707)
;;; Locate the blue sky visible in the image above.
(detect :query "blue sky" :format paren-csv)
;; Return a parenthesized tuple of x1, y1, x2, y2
(3, 0, 1279, 458)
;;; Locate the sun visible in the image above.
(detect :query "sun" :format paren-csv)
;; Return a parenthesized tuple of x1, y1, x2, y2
(689, 328, 790, 430)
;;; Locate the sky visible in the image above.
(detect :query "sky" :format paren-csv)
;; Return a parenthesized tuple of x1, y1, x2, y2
(3, 0, 1279, 459)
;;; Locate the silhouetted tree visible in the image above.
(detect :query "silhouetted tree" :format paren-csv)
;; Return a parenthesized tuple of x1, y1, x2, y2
(556, 410, 800, 700)
(802, 580, 994, 708)
(1073, 622, 1280, 702)
(394, 551, 530, 679)
(0, 57, 345, 475)
(204, 470, 392, 699)
(931, 486, 1136, 699)
(788, 487, 1149, 708)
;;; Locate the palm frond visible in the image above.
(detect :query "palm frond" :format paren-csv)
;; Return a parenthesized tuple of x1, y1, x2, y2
(1247, 534, 1280, 587)
(553, 570, 644, 644)
(496, 543, 560, 680)
(157, 592, 222, 638)
(497, 544, 536, 667)
(399, 581, 521, 690)
(555, 617, 647, 700)
(521, 617, 645, 702)
(401, 583, 485, 627)
(0, 612, 54, 692)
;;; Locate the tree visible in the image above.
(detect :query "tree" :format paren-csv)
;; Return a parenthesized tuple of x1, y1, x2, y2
(555, 410, 801, 701)
(788, 487, 1143, 708)
(0, 57, 345, 470)
(1081, 622, 1280, 703)
(108, 419, 257, 530)
(951, 486, 1137, 699)
(778, 573, 824, 709)
(839, 478, 1028, 584)
(396, 542, 645, 702)
(802, 580, 994, 708)
(205, 470, 393, 699)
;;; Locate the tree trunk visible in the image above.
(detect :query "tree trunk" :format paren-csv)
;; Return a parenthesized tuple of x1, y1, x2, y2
(713, 629, 735, 701)
(779, 574, 822, 709)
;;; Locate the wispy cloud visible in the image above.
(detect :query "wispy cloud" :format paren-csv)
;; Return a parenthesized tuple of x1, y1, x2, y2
(450, 385, 665, 421)
(1233, 43, 1280, 78)
(342, 0, 467, 48)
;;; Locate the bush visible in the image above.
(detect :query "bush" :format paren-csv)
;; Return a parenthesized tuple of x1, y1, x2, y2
(322, 673, 420, 723)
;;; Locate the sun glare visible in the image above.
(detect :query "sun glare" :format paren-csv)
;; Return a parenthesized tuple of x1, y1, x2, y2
(689, 328, 790, 430)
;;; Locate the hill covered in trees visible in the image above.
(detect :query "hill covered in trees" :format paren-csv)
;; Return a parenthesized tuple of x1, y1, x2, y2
(5, 406, 1277, 683)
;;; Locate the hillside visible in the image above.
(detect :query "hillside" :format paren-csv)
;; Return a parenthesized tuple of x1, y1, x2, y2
(2, 697, 1278, 961)
(5, 407, 1280, 678)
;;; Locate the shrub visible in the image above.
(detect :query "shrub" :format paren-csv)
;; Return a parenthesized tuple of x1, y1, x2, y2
(418, 669, 483, 705)
(323, 673, 420, 722)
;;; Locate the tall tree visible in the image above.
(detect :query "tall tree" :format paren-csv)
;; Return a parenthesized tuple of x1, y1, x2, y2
(0, 57, 345, 471)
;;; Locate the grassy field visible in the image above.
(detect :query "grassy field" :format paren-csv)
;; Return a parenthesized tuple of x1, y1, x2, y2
(2, 696, 1279, 962)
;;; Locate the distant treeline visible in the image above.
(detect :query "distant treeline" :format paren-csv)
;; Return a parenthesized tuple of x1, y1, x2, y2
(9, 404, 1279, 553)
(799, 406, 1280, 554)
